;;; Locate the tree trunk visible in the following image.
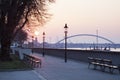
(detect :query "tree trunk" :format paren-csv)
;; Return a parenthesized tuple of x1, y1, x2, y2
(0, 35, 12, 61)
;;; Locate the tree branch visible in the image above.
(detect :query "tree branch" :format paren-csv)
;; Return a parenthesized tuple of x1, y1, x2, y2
(12, 9, 30, 40)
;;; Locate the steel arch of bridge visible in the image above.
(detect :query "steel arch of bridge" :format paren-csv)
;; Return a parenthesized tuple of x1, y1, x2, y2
(56, 34, 115, 44)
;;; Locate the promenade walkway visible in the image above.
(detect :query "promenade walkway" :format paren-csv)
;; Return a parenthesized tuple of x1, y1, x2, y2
(0, 51, 120, 80)
(34, 53, 120, 80)
(0, 70, 45, 80)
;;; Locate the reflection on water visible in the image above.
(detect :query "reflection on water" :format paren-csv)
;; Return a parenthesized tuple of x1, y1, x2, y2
(67, 48, 120, 52)
(110, 48, 120, 52)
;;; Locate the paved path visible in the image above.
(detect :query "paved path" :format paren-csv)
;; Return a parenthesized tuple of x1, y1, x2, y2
(0, 70, 46, 80)
(0, 50, 119, 80)
(34, 53, 120, 80)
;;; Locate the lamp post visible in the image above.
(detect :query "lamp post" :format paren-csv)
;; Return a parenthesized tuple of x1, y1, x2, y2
(43, 32, 45, 56)
(96, 29, 98, 50)
(64, 24, 68, 63)
(32, 36, 34, 54)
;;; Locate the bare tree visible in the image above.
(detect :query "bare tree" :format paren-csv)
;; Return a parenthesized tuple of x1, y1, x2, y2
(0, 0, 54, 61)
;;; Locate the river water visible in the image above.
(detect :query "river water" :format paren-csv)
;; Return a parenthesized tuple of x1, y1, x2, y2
(67, 48, 120, 52)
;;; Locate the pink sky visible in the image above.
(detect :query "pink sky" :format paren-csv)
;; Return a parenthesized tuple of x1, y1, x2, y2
(34, 0, 120, 43)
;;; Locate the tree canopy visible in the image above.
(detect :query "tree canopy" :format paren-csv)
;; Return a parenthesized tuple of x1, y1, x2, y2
(14, 29, 28, 46)
(0, 0, 54, 61)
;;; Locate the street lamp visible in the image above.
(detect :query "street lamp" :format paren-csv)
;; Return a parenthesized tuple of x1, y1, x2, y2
(32, 36, 34, 54)
(43, 32, 45, 56)
(64, 24, 68, 63)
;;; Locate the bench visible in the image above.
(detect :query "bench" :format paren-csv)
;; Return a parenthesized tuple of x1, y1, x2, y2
(111, 64, 120, 74)
(102, 59, 112, 72)
(88, 57, 104, 70)
(88, 57, 120, 74)
(23, 53, 42, 68)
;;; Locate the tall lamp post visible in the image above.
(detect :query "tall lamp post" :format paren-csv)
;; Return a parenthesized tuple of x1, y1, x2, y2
(96, 29, 98, 50)
(32, 36, 34, 54)
(43, 32, 45, 56)
(64, 24, 68, 63)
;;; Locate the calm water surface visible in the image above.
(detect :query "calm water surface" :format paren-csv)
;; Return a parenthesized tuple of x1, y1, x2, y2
(67, 48, 120, 52)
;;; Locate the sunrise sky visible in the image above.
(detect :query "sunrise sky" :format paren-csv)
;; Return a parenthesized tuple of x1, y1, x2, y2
(35, 0, 120, 43)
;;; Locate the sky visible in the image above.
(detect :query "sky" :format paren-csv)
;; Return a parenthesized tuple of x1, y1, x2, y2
(35, 0, 120, 44)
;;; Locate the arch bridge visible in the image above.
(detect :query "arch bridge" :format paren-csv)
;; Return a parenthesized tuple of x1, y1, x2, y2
(56, 34, 115, 44)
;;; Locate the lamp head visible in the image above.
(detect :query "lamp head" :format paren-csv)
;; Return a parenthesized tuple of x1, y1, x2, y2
(43, 32, 45, 35)
(64, 24, 68, 29)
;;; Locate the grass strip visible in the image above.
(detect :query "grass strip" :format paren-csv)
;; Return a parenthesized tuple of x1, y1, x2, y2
(0, 54, 33, 71)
